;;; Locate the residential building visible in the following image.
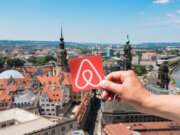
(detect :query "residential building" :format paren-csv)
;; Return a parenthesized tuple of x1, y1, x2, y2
(106, 49, 114, 57)
(142, 52, 157, 61)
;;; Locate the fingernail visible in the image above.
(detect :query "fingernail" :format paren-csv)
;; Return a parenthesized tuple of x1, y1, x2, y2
(102, 91, 105, 97)
(100, 80, 106, 88)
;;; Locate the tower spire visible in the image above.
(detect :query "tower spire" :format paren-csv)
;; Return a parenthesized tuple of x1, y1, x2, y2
(59, 24, 64, 49)
(126, 34, 130, 45)
(61, 25, 63, 39)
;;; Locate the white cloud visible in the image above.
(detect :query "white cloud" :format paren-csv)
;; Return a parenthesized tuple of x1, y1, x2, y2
(153, 0, 169, 4)
(177, 10, 180, 14)
(173, 20, 180, 24)
(167, 13, 175, 18)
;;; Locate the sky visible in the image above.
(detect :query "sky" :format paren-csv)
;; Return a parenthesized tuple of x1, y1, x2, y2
(0, 0, 180, 44)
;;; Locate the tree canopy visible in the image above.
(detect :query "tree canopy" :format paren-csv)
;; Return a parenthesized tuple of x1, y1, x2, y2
(7, 58, 25, 67)
(0, 57, 5, 68)
(36, 55, 57, 65)
(133, 65, 147, 76)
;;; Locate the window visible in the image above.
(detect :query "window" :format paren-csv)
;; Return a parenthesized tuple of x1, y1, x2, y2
(44, 132, 48, 135)
(42, 104, 45, 106)
(69, 124, 73, 129)
(62, 126, 65, 131)
(52, 130, 55, 135)
(47, 109, 50, 111)
(47, 104, 50, 106)
(10, 122, 14, 125)
(2, 124, 6, 128)
(52, 109, 55, 111)
(51, 104, 54, 106)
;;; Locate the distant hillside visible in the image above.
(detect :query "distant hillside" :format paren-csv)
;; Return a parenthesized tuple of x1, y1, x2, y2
(0, 40, 180, 48)
(136, 42, 180, 47)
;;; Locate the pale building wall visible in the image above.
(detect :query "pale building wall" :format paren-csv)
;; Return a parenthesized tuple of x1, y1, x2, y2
(28, 119, 77, 135)
(39, 92, 57, 115)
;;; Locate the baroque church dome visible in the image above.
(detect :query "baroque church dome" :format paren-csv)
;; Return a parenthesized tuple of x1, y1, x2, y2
(0, 70, 24, 79)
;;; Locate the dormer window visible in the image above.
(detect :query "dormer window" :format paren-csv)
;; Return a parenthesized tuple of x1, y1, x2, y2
(1, 99, 5, 102)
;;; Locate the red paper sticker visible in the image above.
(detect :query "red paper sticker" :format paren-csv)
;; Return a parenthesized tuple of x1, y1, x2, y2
(69, 55, 104, 92)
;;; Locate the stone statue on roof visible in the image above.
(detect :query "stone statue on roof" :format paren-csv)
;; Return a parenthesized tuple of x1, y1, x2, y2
(126, 35, 130, 45)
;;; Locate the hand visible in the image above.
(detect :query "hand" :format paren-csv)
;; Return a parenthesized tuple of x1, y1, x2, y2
(100, 70, 152, 112)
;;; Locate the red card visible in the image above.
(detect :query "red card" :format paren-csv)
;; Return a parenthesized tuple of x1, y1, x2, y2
(69, 55, 104, 92)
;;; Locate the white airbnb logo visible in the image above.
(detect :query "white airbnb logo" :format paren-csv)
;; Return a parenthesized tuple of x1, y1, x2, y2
(75, 59, 102, 89)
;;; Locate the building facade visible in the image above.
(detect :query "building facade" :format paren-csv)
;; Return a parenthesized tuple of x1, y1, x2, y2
(157, 61, 169, 89)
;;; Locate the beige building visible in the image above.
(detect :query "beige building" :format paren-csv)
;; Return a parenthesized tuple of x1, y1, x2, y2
(0, 108, 77, 135)
(132, 56, 140, 65)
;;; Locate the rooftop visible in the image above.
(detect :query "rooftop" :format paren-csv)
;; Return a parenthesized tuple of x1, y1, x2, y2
(104, 121, 180, 135)
(104, 123, 132, 135)
(0, 70, 24, 79)
(0, 108, 55, 135)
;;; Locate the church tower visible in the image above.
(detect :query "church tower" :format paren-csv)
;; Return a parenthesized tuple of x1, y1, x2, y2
(56, 27, 68, 75)
(157, 61, 169, 89)
(123, 35, 132, 70)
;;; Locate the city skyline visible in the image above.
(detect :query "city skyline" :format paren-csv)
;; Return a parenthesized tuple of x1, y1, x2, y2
(0, 0, 180, 43)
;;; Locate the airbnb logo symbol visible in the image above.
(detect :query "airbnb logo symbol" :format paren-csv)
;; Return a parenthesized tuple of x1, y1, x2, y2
(69, 55, 104, 92)
(75, 59, 102, 89)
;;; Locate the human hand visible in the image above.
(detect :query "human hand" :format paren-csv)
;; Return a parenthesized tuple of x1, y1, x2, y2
(100, 70, 152, 112)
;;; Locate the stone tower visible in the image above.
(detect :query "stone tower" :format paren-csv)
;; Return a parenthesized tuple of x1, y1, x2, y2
(123, 35, 132, 70)
(157, 61, 169, 89)
(56, 27, 68, 75)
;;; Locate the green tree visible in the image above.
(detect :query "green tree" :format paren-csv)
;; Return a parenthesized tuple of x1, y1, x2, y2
(7, 58, 25, 67)
(155, 49, 163, 54)
(167, 59, 180, 67)
(28, 56, 37, 64)
(133, 65, 147, 76)
(136, 51, 142, 57)
(116, 51, 121, 57)
(36, 55, 57, 65)
(81, 49, 91, 54)
(143, 75, 147, 80)
(0, 57, 5, 68)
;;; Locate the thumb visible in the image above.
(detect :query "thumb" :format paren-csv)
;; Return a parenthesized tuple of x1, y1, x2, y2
(100, 80, 122, 95)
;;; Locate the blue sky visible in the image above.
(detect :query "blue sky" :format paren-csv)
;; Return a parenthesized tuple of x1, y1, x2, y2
(0, 0, 180, 43)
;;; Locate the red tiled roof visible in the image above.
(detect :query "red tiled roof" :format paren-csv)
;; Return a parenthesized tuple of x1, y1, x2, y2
(0, 77, 31, 96)
(41, 83, 61, 93)
(0, 91, 12, 104)
(37, 72, 71, 86)
(140, 131, 180, 135)
(124, 121, 180, 130)
(74, 92, 91, 127)
(142, 52, 157, 56)
(103, 122, 180, 135)
(5, 84, 17, 92)
(25, 67, 37, 73)
(45, 90, 62, 102)
(41, 67, 50, 74)
(104, 123, 132, 135)
(38, 72, 71, 102)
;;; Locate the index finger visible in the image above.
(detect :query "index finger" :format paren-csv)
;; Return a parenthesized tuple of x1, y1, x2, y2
(105, 71, 128, 83)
